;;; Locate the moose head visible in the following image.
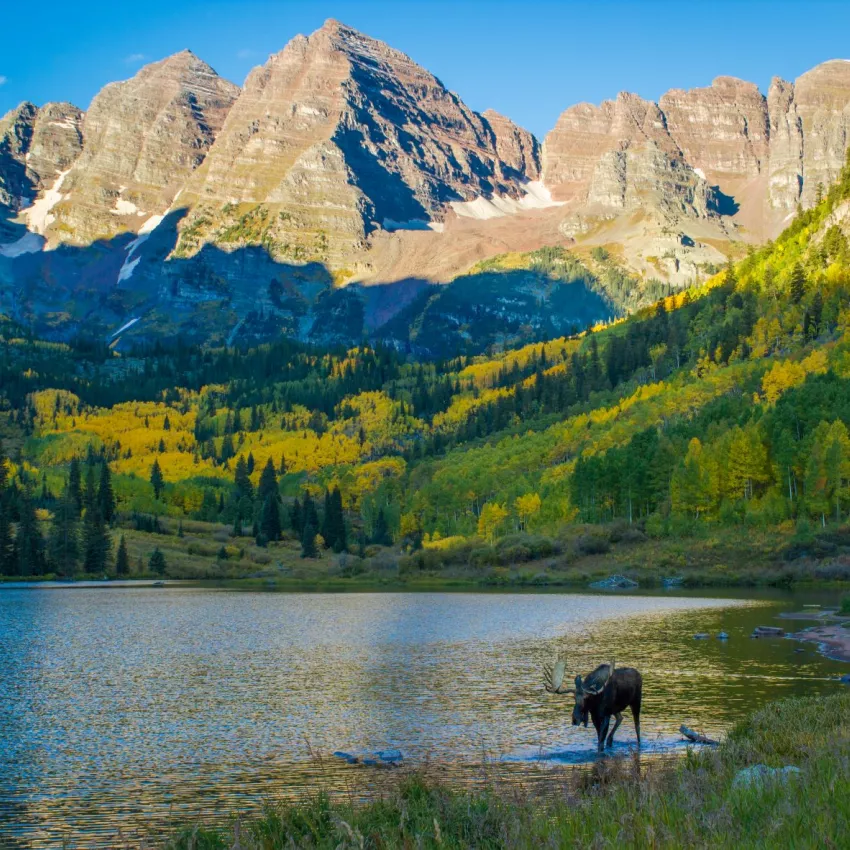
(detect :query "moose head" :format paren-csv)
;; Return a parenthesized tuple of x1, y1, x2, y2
(544, 659, 615, 726)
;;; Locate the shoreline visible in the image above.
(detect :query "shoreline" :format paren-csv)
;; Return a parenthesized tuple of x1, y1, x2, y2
(790, 623, 850, 663)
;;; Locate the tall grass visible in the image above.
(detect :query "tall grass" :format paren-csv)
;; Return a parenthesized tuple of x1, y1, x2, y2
(165, 693, 850, 849)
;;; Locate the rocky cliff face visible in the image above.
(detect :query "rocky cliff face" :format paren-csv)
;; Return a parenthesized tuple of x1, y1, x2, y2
(46, 51, 239, 245)
(0, 101, 83, 210)
(544, 61, 850, 237)
(177, 20, 537, 265)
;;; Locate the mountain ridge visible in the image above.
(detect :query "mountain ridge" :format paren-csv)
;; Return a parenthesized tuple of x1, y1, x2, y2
(2, 21, 850, 349)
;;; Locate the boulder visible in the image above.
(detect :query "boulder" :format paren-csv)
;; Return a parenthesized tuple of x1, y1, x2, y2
(732, 764, 801, 790)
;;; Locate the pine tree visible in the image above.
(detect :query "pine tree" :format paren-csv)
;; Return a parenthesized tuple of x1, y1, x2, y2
(84, 461, 97, 516)
(259, 494, 282, 542)
(16, 489, 45, 577)
(321, 489, 333, 549)
(372, 507, 391, 546)
(150, 458, 164, 500)
(0, 441, 12, 575)
(234, 456, 253, 501)
(247, 451, 255, 475)
(68, 457, 83, 515)
(290, 497, 303, 536)
(302, 491, 318, 531)
(149, 547, 167, 575)
(300, 522, 318, 558)
(257, 458, 278, 505)
(48, 484, 80, 576)
(115, 535, 129, 576)
(278, 455, 287, 476)
(789, 263, 806, 304)
(331, 487, 347, 553)
(98, 462, 115, 524)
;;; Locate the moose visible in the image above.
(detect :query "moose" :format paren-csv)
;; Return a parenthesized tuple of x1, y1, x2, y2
(544, 659, 642, 752)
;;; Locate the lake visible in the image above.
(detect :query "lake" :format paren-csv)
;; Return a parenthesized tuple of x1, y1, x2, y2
(0, 586, 845, 848)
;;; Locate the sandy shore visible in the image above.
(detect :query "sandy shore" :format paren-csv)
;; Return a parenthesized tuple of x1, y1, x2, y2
(791, 624, 850, 662)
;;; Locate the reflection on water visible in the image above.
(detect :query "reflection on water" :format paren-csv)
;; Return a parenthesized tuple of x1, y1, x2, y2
(0, 588, 845, 847)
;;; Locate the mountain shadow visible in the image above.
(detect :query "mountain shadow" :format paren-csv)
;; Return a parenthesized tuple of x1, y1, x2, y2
(0, 209, 611, 358)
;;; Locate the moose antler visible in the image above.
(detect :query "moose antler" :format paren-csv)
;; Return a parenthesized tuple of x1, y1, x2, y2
(583, 659, 615, 695)
(543, 659, 575, 695)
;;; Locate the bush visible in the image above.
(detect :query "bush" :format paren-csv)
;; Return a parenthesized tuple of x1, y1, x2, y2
(576, 532, 610, 555)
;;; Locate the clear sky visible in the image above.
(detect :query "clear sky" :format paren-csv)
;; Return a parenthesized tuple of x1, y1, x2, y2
(3, 0, 850, 139)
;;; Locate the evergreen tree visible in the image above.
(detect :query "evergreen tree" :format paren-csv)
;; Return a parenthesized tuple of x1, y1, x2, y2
(220, 433, 235, 463)
(150, 458, 164, 500)
(84, 461, 97, 516)
(257, 458, 278, 505)
(278, 455, 287, 476)
(0, 441, 12, 575)
(48, 484, 80, 576)
(332, 487, 347, 553)
(321, 489, 333, 549)
(16, 489, 45, 576)
(290, 497, 303, 536)
(259, 494, 282, 543)
(302, 491, 318, 531)
(68, 457, 83, 515)
(789, 263, 806, 303)
(149, 547, 167, 575)
(234, 455, 253, 501)
(372, 507, 391, 546)
(82, 500, 110, 575)
(300, 522, 318, 558)
(98, 462, 115, 524)
(115, 535, 129, 576)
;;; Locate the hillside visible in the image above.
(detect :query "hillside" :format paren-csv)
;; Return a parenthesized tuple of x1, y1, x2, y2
(1, 147, 850, 584)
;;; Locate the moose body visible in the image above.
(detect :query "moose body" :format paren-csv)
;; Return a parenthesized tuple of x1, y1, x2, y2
(544, 661, 642, 752)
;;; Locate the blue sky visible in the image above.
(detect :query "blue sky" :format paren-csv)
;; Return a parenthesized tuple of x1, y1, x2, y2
(2, 0, 850, 139)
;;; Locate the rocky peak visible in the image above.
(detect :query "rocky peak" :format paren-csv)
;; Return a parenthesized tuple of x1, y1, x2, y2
(180, 20, 538, 263)
(0, 101, 83, 212)
(44, 51, 240, 244)
(542, 91, 711, 218)
(660, 76, 768, 195)
(481, 109, 541, 180)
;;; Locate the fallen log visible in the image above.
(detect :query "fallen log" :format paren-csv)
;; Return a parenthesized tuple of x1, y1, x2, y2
(680, 725, 719, 745)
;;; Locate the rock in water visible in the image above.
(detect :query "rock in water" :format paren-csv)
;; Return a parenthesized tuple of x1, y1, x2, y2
(732, 764, 802, 790)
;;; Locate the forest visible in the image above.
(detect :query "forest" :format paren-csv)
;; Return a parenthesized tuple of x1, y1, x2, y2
(2, 153, 850, 584)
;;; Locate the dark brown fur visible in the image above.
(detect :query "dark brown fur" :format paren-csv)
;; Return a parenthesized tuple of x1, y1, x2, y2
(572, 665, 642, 752)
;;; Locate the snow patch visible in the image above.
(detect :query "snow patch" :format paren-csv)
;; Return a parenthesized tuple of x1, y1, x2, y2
(694, 167, 707, 181)
(450, 181, 564, 221)
(116, 213, 166, 284)
(117, 257, 140, 282)
(382, 218, 433, 232)
(21, 168, 71, 235)
(109, 317, 140, 339)
(0, 231, 45, 258)
(111, 198, 142, 216)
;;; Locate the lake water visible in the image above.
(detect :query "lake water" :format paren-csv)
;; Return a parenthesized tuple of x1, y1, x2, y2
(0, 586, 846, 848)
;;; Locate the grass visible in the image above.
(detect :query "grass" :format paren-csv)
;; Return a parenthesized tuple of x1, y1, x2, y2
(163, 692, 850, 848)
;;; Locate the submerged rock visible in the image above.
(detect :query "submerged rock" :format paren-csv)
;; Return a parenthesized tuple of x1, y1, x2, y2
(589, 575, 639, 590)
(751, 626, 785, 638)
(732, 764, 801, 790)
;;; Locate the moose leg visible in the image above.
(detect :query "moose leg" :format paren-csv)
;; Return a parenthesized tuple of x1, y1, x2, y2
(597, 716, 611, 753)
(631, 703, 641, 746)
(606, 712, 623, 748)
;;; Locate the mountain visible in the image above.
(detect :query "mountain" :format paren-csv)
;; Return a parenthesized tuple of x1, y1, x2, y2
(2, 21, 850, 351)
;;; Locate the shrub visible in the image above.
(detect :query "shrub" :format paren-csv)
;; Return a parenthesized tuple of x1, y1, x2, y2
(576, 532, 610, 555)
